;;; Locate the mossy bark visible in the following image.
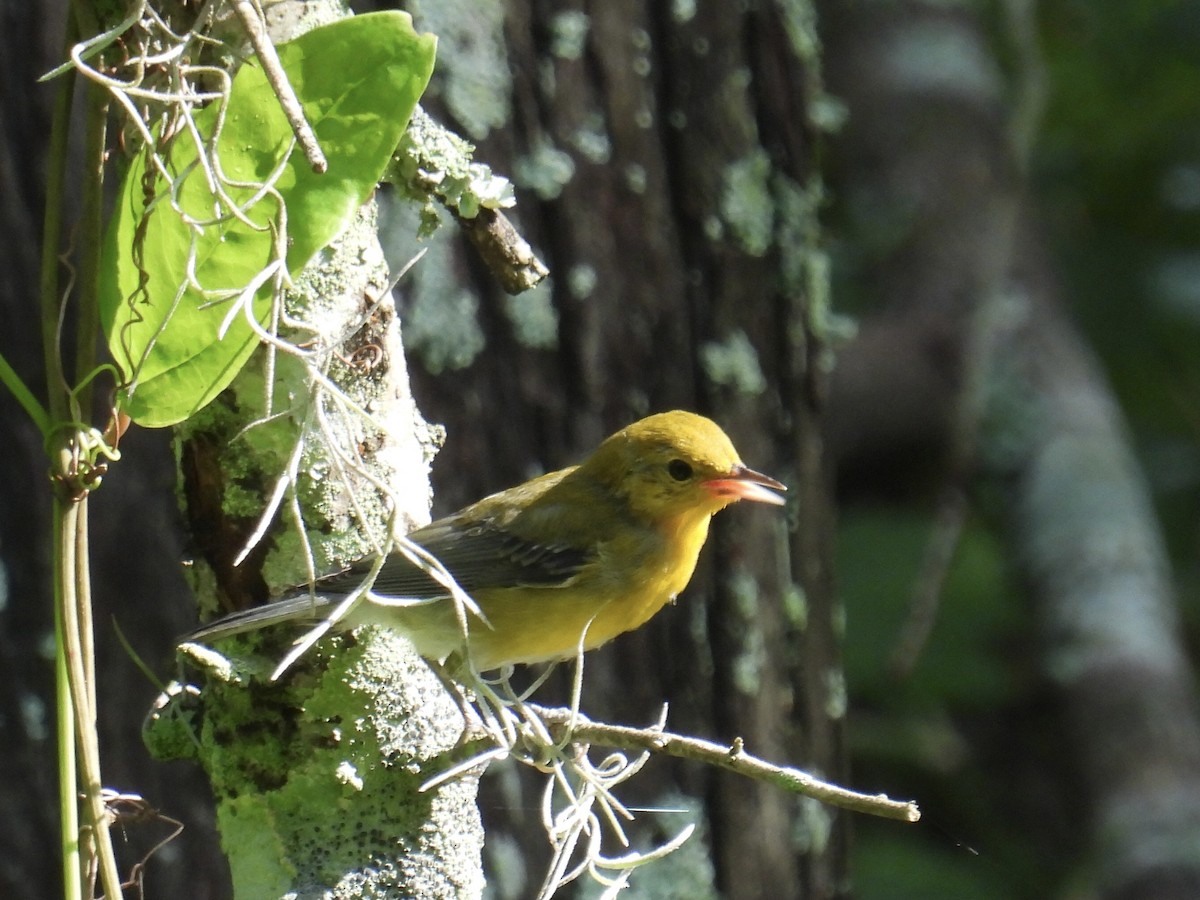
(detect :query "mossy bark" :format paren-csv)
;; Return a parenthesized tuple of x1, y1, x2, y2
(145, 3, 486, 896)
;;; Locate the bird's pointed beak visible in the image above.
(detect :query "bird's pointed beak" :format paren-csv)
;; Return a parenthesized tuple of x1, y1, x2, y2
(703, 464, 787, 506)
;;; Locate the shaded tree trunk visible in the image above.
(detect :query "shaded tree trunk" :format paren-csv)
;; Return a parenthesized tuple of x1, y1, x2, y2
(389, 0, 848, 897)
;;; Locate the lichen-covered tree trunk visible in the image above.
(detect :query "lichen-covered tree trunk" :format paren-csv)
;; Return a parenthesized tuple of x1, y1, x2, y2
(385, 0, 848, 896)
(142, 3, 484, 897)
(155, 199, 482, 898)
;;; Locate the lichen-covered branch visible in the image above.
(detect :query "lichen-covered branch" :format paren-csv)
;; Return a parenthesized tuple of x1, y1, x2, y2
(389, 106, 549, 294)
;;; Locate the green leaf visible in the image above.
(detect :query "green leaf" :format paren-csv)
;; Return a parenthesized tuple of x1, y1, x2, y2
(100, 11, 436, 427)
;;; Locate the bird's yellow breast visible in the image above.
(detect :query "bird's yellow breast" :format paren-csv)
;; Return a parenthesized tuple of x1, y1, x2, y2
(415, 508, 715, 670)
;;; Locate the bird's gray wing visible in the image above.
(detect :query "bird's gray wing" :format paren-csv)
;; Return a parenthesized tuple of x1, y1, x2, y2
(316, 517, 592, 599)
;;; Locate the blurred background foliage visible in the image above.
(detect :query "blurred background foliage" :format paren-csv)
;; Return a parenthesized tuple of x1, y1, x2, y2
(1038, 0, 1200, 575)
(832, 2, 1200, 896)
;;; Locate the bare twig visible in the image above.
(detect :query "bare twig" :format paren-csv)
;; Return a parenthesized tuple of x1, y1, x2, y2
(58, 493, 124, 900)
(100, 789, 186, 899)
(454, 206, 550, 295)
(525, 704, 921, 823)
(231, 0, 327, 173)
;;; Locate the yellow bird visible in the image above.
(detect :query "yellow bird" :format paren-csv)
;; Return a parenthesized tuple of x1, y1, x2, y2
(189, 410, 785, 670)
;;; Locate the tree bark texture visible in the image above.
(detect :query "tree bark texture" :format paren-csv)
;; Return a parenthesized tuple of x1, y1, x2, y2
(385, 1, 848, 897)
(147, 2, 485, 897)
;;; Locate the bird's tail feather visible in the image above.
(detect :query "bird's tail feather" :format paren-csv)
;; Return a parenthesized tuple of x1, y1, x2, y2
(185, 594, 336, 644)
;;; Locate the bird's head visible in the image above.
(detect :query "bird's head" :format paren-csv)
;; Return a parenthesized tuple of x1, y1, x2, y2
(582, 410, 786, 523)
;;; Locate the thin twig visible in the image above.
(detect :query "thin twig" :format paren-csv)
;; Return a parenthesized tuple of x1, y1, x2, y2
(44, 20, 83, 900)
(231, 0, 327, 173)
(454, 206, 550, 295)
(52, 518, 79, 900)
(58, 492, 124, 899)
(525, 704, 921, 823)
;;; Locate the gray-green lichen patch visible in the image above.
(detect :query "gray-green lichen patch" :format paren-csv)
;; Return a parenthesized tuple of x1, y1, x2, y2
(378, 185, 488, 374)
(513, 138, 576, 201)
(782, 581, 808, 631)
(566, 263, 597, 300)
(624, 163, 648, 195)
(823, 667, 847, 720)
(406, 0, 511, 140)
(483, 829, 527, 898)
(774, 173, 822, 301)
(700, 330, 767, 395)
(391, 106, 516, 225)
(720, 150, 775, 257)
(502, 277, 559, 349)
(811, 94, 849, 134)
(549, 10, 590, 60)
(774, 173, 856, 362)
(703, 214, 723, 242)
(777, 0, 820, 62)
(671, 0, 698, 23)
(407, 231, 487, 372)
(203, 631, 483, 898)
(307, 627, 462, 759)
(726, 568, 767, 695)
(883, 17, 1003, 104)
(568, 111, 612, 166)
(410, 286, 486, 372)
(793, 795, 833, 857)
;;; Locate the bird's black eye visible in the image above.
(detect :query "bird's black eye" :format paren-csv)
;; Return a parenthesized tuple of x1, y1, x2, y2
(667, 459, 693, 482)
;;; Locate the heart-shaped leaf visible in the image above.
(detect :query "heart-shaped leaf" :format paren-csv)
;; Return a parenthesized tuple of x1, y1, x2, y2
(101, 11, 436, 427)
